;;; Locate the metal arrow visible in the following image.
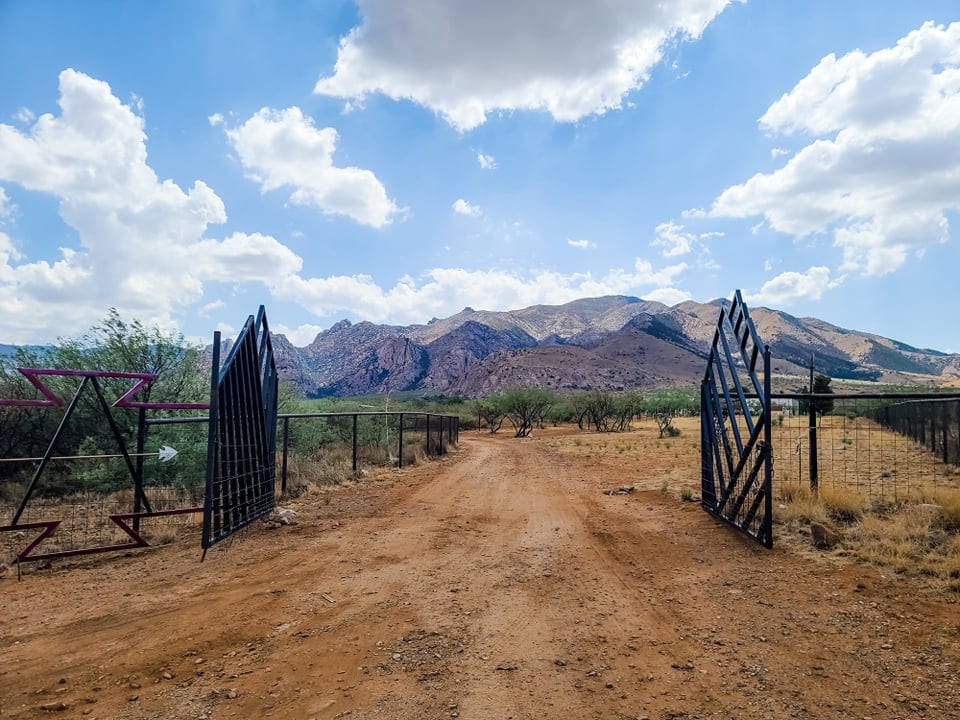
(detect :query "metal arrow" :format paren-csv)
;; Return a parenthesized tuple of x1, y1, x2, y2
(0, 446, 179, 463)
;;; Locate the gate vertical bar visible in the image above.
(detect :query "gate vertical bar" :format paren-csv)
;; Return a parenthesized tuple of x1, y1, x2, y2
(202, 332, 221, 555)
(807, 356, 818, 494)
(762, 345, 773, 548)
(397, 413, 404, 468)
(281, 416, 290, 494)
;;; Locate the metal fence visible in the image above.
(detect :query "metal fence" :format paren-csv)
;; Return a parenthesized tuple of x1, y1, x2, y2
(277, 411, 459, 492)
(873, 397, 960, 467)
(769, 393, 960, 502)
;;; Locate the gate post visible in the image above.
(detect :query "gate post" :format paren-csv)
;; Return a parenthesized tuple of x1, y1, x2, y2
(281, 416, 290, 493)
(700, 380, 714, 506)
(763, 345, 773, 548)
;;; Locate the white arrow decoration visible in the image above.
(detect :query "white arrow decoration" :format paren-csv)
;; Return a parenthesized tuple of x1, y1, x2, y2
(0, 446, 181, 463)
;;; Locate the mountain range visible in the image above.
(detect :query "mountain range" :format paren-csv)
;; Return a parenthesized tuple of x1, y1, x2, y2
(270, 296, 960, 397)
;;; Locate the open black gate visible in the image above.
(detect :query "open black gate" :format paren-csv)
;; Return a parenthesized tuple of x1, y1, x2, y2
(700, 290, 773, 548)
(202, 306, 278, 551)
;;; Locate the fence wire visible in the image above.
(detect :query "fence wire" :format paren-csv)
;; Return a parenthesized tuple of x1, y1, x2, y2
(1, 485, 202, 559)
(768, 396, 960, 502)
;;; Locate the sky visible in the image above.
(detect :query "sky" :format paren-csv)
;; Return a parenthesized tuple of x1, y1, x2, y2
(1, 1, 959, 353)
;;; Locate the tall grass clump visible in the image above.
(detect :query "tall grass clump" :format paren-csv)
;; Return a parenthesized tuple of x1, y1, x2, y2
(777, 480, 960, 591)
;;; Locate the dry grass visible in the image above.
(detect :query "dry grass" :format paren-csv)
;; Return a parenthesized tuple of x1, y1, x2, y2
(777, 481, 960, 591)
(775, 486, 830, 526)
(282, 445, 357, 492)
(281, 436, 437, 499)
(0, 486, 202, 559)
(539, 417, 960, 591)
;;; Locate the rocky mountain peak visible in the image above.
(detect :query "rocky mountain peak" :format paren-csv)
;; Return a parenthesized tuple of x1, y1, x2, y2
(268, 297, 958, 397)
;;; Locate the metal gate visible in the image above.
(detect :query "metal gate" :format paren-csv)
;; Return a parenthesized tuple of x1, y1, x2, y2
(700, 290, 773, 548)
(202, 305, 278, 552)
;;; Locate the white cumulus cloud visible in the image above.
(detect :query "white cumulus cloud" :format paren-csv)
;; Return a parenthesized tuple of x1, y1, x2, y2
(477, 151, 496, 169)
(314, 0, 734, 131)
(271, 259, 689, 326)
(225, 106, 400, 228)
(652, 221, 694, 257)
(712, 21, 960, 278)
(567, 238, 596, 250)
(452, 198, 482, 216)
(0, 69, 307, 344)
(274, 323, 326, 346)
(746, 266, 840, 306)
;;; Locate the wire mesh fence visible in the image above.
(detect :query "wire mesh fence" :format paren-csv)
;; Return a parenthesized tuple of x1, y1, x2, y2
(768, 395, 960, 503)
(0, 485, 203, 559)
(277, 411, 460, 494)
(873, 398, 960, 467)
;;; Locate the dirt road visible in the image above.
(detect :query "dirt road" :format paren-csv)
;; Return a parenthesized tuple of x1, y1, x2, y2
(2, 431, 959, 719)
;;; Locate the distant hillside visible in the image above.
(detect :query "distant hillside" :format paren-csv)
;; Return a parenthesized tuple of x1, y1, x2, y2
(266, 296, 960, 397)
(7, 299, 952, 396)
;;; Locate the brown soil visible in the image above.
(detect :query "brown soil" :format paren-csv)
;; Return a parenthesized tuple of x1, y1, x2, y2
(2, 427, 960, 720)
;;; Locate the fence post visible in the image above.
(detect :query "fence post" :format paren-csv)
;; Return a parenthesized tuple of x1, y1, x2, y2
(134, 406, 147, 534)
(808, 360, 819, 495)
(955, 400, 960, 466)
(397, 413, 404, 468)
(352, 414, 358, 474)
(941, 403, 949, 464)
(281, 416, 290, 493)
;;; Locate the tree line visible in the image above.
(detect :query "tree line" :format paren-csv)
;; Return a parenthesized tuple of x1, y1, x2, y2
(473, 386, 699, 438)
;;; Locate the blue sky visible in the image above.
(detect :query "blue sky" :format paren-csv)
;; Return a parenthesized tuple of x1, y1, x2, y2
(1, 1, 959, 353)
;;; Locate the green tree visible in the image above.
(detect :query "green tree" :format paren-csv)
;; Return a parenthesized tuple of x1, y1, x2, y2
(610, 391, 643, 432)
(568, 392, 592, 430)
(497, 386, 555, 438)
(0, 347, 64, 490)
(799, 374, 834, 416)
(642, 387, 699, 418)
(474, 396, 505, 434)
(546, 400, 572, 427)
(584, 390, 616, 432)
(1, 309, 208, 496)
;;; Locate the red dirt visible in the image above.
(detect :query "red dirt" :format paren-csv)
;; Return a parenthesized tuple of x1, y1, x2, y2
(2, 429, 959, 719)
